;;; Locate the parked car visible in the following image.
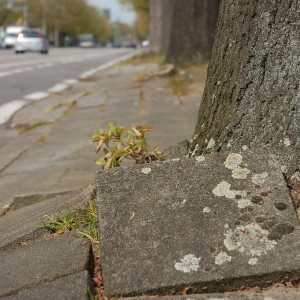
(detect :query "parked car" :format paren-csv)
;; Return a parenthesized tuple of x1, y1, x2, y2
(3, 26, 27, 48)
(15, 28, 49, 54)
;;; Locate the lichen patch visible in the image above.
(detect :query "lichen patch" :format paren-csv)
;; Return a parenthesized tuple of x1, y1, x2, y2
(248, 257, 258, 265)
(283, 137, 291, 147)
(232, 166, 250, 179)
(196, 155, 206, 163)
(215, 251, 232, 265)
(141, 167, 152, 174)
(224, 153, 243, 170)
(224, 223, 277, 256)
(174, 254, 201, 273)
(206, 138, 216, 149)
(213, 181, 240, 199)
(252, 172, 268, 185)
(237, 199, 253, 209)
(203, 207, 211, 213)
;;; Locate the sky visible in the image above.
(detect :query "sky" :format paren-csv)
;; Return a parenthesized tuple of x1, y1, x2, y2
(88, 0, 136, 24)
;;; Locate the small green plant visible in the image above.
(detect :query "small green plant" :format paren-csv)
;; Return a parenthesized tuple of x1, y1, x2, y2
(92, 122, 162, 169)
(42, 193, 99, 244)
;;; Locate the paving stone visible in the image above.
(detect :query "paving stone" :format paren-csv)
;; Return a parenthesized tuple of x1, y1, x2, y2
(0, 187, 92, 249)
(96, 150, 300, 297)
(2, 271, 92, 300)
(121, 284, 300, 300)
(0, 233, 92, 298)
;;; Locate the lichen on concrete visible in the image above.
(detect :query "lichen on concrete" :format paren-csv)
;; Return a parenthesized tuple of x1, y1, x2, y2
(174, 254, 201, 273)
(215, 251, 232, 265)
(224, 153, 243, 170)
(232, 166, 250, 179)
(141, 167, 152, 174)
(203, 207, 211, 213)
(251, 172, 268, 185)
(223, 223, 277, 257)
(195, 155, 206, 163)
(237, 199, 253, 209)
(213, 181, 241, 199)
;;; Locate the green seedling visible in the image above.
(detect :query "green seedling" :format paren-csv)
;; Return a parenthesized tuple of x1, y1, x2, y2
(42, 194, 99, 244)
(92, 122, 162, 169)
(42, 210, 75, 234)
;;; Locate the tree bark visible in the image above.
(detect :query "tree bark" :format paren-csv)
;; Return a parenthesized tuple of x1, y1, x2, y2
(165, 0, 220, 65)
(190, 0, 300, 174)
(149, 0, 174, 53)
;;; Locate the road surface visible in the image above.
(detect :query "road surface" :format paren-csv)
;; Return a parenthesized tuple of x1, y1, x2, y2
(0, 47, 135, 124)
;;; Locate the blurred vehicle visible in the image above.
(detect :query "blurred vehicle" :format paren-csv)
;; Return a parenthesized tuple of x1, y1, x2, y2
(122, 42, 137, 48)
(141, 40, 149, 48)
(15, 28, 49, 54)
(78, 34, 95, 48)
(3, 26, 27, 48)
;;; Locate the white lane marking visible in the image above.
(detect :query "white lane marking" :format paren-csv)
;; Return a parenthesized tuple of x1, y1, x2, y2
(0, 72, 10, 78)
(0, 100, 27, 124)
(94, 51, 139, 73)
(11, 69, 25, 74)
(24, 92, 49, 101)
(64, 79, 78, 85)
(78, 51, 140, 80)
(23, 66, 34, 71)
(0, 51, 138, 124)
(48, 83, 69, 94)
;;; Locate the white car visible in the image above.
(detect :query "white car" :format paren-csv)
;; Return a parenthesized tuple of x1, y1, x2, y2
(3, 26, 26, 48)
(15, 28, 49, 54)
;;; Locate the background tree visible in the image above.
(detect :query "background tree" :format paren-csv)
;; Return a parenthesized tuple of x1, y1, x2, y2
(190, 0, 300, 175)
(165, 0, 220, 65)
(149, 0, 173, 53)
(24, 0, 112, 46)
(120, 0, 149, 40)
(0, 0, 21, 25)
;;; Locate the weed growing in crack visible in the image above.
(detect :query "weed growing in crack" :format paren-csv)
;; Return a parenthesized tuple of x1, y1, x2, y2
(93, 122, 163, 169)
(41, 189, 99, 244)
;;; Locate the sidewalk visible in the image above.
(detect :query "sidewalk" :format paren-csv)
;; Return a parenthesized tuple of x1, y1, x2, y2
(0, 61, 205, 214)
(1, 58, 300, 299)
(0, 59, 206, 298)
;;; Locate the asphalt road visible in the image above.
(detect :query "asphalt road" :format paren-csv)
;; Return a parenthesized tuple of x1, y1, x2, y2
(0, 47, 134, 106)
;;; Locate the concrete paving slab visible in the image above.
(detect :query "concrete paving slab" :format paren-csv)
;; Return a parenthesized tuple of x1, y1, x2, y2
(2, 271, 92, 300)
(0, 188, 92, 249)
(121, 283, 300, 299)
(96, 150, 300, 297)
(0, 232, 92, 298)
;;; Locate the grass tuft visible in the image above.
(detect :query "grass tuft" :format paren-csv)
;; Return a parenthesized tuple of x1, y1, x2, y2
(41, 191, 99, 244)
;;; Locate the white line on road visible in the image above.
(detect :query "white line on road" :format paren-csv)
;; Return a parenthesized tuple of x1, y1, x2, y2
(24, 92, 49, 101)
(48, 83, 69, 94)
(0, 100, 27, 124)
(64, 79, 78, 85)
(0, 50, 139, 125)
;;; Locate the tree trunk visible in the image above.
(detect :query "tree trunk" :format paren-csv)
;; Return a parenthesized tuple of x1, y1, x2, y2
(165, 0, 220, 65)
(190, 0, 300, 174)
(149, 0, 174, 53)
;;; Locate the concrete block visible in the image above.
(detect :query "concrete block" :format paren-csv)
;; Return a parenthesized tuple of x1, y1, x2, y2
(2, 271, 92, 300)
(0, 233, 92, 298)
(96, 150, 300, 297)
